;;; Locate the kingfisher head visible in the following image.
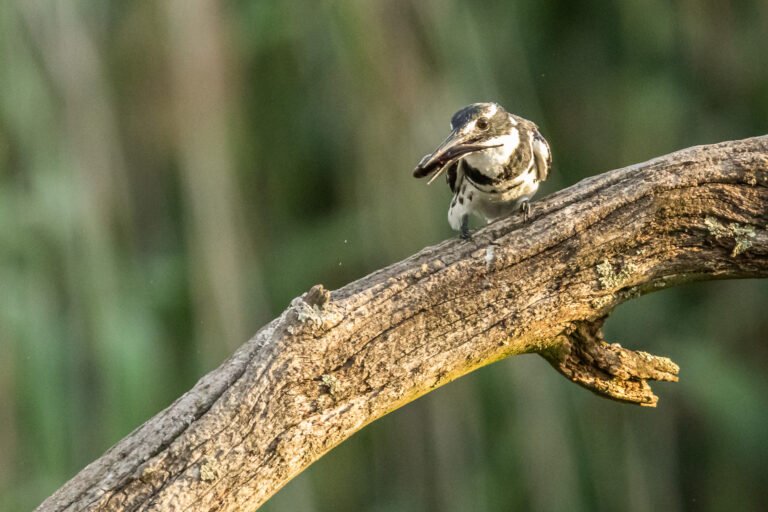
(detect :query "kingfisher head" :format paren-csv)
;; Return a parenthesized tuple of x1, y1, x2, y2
(413, 102, 519, 182)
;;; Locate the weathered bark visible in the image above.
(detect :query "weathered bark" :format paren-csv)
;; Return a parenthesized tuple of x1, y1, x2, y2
(38, 136, 768, 511)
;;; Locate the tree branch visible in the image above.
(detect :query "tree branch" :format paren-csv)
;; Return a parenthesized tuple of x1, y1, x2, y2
(38, 136, 768, 511)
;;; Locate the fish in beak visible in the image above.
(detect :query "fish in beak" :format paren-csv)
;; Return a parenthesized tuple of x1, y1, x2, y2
(413, 129, 501, 184)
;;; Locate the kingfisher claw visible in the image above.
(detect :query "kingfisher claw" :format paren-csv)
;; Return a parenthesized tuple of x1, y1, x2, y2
(520, 199, 531, 222)
(459, 215, 472, 240)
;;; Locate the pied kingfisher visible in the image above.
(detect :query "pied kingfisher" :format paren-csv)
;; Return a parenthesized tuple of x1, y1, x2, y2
(413, 102, 552, 239)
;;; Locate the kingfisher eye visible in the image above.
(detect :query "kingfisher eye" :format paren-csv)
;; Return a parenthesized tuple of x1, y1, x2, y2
(476, 117, 489, 130)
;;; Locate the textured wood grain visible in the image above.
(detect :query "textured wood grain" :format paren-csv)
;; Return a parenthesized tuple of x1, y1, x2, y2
(37, 136, 768, 511)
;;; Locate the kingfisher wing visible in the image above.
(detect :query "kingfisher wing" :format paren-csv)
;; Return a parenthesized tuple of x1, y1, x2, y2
(446, 160, 462, 193)
(532, 132, 552, 182)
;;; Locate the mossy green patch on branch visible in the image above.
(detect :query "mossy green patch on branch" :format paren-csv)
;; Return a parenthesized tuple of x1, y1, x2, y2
(596, 259, 638, 290)
(321, 374, 340, 397)
(590, 295, 614, 310)
(704, 216, 757, 257)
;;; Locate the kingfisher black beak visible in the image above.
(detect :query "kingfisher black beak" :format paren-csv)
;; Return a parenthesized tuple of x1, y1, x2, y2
(413, 130, 500, 183)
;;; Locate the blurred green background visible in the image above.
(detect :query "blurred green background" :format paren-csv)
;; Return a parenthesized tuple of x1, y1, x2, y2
(1, 1, 768, 510)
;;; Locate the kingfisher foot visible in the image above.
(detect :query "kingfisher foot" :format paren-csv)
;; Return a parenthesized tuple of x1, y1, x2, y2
(520, 200, 531, 222)
(459, 215, 472, 240)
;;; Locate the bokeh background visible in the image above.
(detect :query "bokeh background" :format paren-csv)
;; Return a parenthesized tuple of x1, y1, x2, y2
(2, 1, 768, 510)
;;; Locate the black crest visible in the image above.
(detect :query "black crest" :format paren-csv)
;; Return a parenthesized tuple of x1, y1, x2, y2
(450, 104, 487, 130)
